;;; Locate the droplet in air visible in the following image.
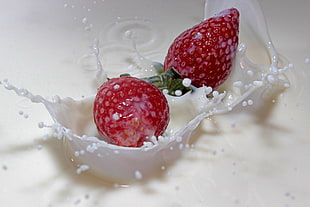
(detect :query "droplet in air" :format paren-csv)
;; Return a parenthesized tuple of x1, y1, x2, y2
(135, 170, 143, 180)
(82, 17, 88, 24)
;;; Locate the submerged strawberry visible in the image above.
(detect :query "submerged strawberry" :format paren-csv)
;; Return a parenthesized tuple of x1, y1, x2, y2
(164, 8, 240, 88)
(93, 76, 169, 147)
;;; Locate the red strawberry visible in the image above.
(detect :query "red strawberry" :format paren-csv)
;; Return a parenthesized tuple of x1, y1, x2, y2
(93, 76, 169, 147)
(164, 8, 239, 89)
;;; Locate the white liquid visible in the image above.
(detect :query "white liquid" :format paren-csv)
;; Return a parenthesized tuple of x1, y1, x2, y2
(0, 0, 309, 206)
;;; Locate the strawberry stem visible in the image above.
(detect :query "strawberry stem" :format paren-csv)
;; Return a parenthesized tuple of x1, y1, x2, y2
(120, 68, 194, 96)
(142, 68, 194, 96)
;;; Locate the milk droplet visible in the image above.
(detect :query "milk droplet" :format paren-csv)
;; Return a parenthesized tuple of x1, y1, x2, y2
(194, 32, 203, 39)
(38, 122, 45, 128)
(182, 78, 192, 87)
(267, 74, 275, 83)
(76, 165, 90, 174)
(253, 81, 263, 87)
(231, 122, 236, 128)
(84, 24, 93, 31)
(84, 194, 90, 199)
(112, 113, 120, 120)
(2, 165, 8, 171)
(176, 136, 182, 142)
(162, 89, 169, 94)
(124, 30, 133, 39)
(37, 145, 43, 150)
(179, 143, 184, 150)
(175, 90, 182, 96)
(247, 70, 254, 76)
(42, 134, 50, 141)
(135, 170, 143, 180)
(113, 84, 120, 90)
(82, 17, 88, 24)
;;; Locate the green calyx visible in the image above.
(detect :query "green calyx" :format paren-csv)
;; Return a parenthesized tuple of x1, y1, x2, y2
(142, 68, 194, 96)
(120, 63, 194, 96)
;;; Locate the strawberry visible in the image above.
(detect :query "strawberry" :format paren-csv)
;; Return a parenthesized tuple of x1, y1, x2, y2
(93, 76, 169, 147)
(164, 8, 239, 89)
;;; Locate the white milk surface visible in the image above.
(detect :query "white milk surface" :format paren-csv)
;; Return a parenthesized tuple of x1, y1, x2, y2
(0, 0, 309, 206)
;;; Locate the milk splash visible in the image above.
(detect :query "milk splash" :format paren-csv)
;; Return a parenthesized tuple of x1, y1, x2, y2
(0, 0, 290, 183)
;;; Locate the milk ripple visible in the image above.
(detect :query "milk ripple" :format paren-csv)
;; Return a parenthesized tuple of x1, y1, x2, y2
(101, 17, 164, 51)
(79, 17, 166, 78)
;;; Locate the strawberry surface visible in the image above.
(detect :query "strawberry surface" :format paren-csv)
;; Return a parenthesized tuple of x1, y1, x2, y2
(93, 76, 169, 147)
(164, 8, 239, 88)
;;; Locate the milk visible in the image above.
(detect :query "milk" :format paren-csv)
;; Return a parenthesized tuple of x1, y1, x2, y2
(0, 0, 309, 206)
